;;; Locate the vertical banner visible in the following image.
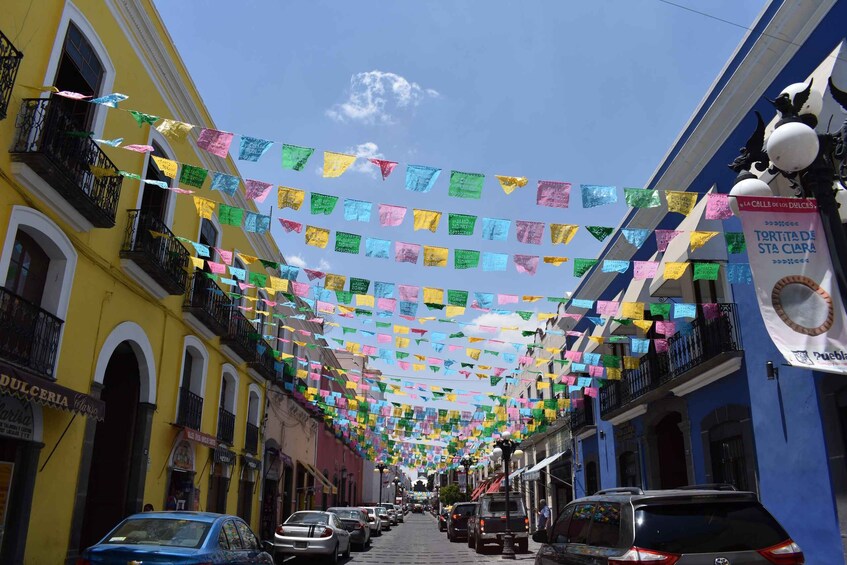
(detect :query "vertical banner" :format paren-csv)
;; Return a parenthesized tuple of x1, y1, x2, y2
(737, 196, 847, 374)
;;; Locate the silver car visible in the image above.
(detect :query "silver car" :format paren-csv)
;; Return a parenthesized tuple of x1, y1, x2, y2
(362, 506, 383, 536)
(327, 507, 371, 550)
(273, 511, 351, 564)
(379, 503, 398, 526)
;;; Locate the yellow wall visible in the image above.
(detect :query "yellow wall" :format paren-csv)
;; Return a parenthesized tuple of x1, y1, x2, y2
(1, 0, 280, 562)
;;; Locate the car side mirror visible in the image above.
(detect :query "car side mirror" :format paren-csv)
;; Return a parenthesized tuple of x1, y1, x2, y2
(261, 540, 274, 553)
(532, 530, 548, 544)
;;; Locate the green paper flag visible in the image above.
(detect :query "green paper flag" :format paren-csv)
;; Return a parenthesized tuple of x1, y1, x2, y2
(282, 144, 315, 171)
(521, 330, 536, 337)
(396, 351, 409, 359)
(450, 332, 465, 339)
(586, 226, 615, 242)
(490, 375, 503, 386)
(725, 232, 746, 254)
(454, 249, 480, 270)
(447, 289, 469, 307)
(650, 303, 672, 318)
(248, 272, 267, 287)
(260, 259, 279, 269)
(377, 382, 387, 393)
(448, 213, 478, 235)
(376, 322, 392, 328)
(573, 258, 598, 277)
(448, 171, 485, 199)
(311, 193, 339, 215)
(624, 188, 662, 208)
(180, 165, 208, 188)
(516, 311, 533, 321)
(349, 278, 370, 295)
(335, 291, 353, 304)
(425, 303, 445, 311)
(218, 204, 244, 226)
(335, 232, 361, 254)
(354, 309, 371, 316)
(129, 110, 159, 128)
(602, 354, 621, 368)
(693, 262, 720, 281)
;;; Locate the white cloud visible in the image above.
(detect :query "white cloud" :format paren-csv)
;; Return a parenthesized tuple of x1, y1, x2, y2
(326, 70, 439, 124)
(346, 141, 384, 177)
(463, 311, 540, 352)
(286, 255, 331, 272)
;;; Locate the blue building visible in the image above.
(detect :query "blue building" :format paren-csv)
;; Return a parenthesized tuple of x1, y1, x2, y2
(541, 2, 847, 563)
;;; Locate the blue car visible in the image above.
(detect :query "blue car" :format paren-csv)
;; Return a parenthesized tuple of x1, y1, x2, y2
(78, 511, 274, 564)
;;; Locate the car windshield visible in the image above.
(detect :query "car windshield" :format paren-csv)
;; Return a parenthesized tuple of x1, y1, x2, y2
(332, 509, 364, 521)
(487, 500, 521, 513)
(634, 501, 788, 553)
(102, 518, 210, 548)
(286, 513, 329, 525)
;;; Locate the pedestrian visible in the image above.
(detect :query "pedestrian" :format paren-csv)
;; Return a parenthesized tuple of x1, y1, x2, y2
(143, 503, 154, 512)
(537, 499, 550, 531)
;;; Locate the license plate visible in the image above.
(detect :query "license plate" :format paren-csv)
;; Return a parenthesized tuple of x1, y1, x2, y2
(294, 541, 307, 549)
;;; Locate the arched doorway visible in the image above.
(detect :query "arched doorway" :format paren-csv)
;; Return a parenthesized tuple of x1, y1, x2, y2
(655, 412, 688, 488)
(78, 342, 140, 549)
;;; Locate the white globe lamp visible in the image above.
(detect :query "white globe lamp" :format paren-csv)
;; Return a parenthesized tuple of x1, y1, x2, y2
(729, 174, 773, 215)
(779, 82, 823, 117)
(766, 121, 820, 173)
(492, 447, 503, 459)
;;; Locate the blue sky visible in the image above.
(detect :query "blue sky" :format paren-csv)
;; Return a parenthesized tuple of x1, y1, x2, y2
(152, 1, 766, 418)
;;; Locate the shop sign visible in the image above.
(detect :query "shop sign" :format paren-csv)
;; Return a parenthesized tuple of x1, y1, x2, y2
(214, 446, 235, 465)
(184, 427, 217, 448)
(169, 439, 195, 472)
(0, 394, 34, 441)
(0, 368, 105, 420)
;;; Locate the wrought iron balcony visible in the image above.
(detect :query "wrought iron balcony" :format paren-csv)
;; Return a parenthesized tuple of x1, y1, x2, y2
(217, 406, 235, 445)
(569, 401, 595, 435)
(245, 422, 259, 455)
(249, 341, 278, 381)
(183, 273, 233, 338)
(0, 286, 63, 379)
(221, 310, 259, 362)
(600, 303, 743, 420)
(10, 97, 123, 227)
(120, 209, 190, 295)
(0, 29, 23, 121)
(177, 386, 203, 430)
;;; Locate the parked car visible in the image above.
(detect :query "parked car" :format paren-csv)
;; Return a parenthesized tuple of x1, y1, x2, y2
(379, 502, 398, 525)
(374, 505, 392, 531)
(447, 502, 478, 542)
(467, 494, 529, 553)
(532, 485, 805, 565)
(413, 503, 424, 513)
(327, 507, 371, 550)
(393, 503, 405, 523)
(438, 507, 450, 532)
(78, 512, 273, 564)
(362, 506, 383, 536)
(272, 510, 351, 564)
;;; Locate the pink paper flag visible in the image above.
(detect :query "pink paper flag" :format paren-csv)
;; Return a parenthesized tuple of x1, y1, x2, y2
(377, 334, 392, 344)
(497, 294, 519, 305)
(515, 221, 545, 244)
(655, 230, 682, 252)
(123, 144, 154, 153)
(377, 298, 397, 311)
(307, 318, 323, 324)
(196, 128, 234, 158)
(378, 204, 407, 226)
(369, 159, 398, 180)
(656, 321, 676, 336)
(589, 365, 604, 377)
(565, 350, 582, 362)
(493, 367, 507, 377)
(291, 281, 310, 296)
(702, 303, 719, 320)
(238, 305, 252, 312)
(536, 180, 571, 208)
(427, 357, 442, 365)
(395, 242, 420, 264)
(654, 339, 669, 353)
(479, 325, 497, 333)
(398, 361, 411, 370)
(705, 193, 733, 220)
(566, 330, 583, 337)
(449, 345, 463, 352)
(304, 269, 325, 281)
(56, 91, 92, 100)
(244, 179, 273, 202)
(411, 328, 427, 335)
(584, 387, 599, 398)
(562, 375, 576, 385)
(207, 261, 226, 274)
(519, 355, 533, 365)
(597, 300, 619, 317)
(561, 312, 583, 321)
(398, 284, 419, 302)
(633, 261, 659, 280)
(513, 254, 539, 275)
(238, 282, 254, 291)
(279, 218, 303, 233)
(362, 345, 378, 356)
(215, 249, 233, 265)
(317, 301, 334, 313)
(168, 187, 195, 194)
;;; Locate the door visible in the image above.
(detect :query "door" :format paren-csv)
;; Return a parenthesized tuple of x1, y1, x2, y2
(536, 504, 575, 565)
(655, 413, 688, 488)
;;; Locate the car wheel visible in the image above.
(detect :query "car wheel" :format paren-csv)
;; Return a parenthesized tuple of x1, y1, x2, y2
(328, 543, 339, 565)
(474, 538, 484, 554)
(467, 534, 473, 548)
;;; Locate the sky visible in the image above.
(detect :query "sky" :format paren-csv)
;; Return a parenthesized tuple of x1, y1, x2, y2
(151, 0, 767, 447)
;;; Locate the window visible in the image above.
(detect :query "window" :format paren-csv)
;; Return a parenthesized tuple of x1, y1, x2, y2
(550, 504, 575, 543)
(257, 290, 268, 337)
(217, 528, 229, 550)
(198, 219, 219, 267)
(709, 431, 748, 491)
(5, 231, 49, 305)
(235, 520, 259, 550)
(222, 519, 243, 549)
(587, 502, 623, 548)
(566, 503, 593, 544)
(140, 142, 172, 223)
(54, 22, 103, 130)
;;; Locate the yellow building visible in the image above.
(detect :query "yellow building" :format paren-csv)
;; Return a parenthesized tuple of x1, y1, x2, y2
(0, 1, 290, 562)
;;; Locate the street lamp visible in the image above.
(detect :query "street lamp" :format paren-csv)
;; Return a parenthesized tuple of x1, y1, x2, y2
(374, 463, 388, 504)
(340, 466, 347, 506)
(729, 79, 847, 304)
(492, 431, 523, 560)
(460, 456, 476, 501)
(392, 476, 401, 504)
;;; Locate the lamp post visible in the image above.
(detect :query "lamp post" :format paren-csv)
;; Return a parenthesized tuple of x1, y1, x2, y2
(392, 477, 401, 504)
(340, 467, 347, 506)
(493, 431, 523, 560)
(374, 463, 388, 504)
(460, 456, 476, 501)
(729, 79, 847, 305)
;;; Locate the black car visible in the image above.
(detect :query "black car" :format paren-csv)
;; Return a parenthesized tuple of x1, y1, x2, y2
(447, 502, 477, 542)
(532, 485, 804, 564)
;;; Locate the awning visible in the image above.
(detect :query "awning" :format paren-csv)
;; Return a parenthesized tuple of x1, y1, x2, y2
(470, 479, 489, 501)
(508, 466, 526, 482)
(486, 475, 504, 493)
(0, 362, 105, 420)
(524, 451, 568, 481)
(302, 462, 337, 494)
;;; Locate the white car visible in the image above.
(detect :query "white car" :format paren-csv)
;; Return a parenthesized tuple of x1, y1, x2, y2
(362, 506, 384, 536)
(273, 511, 351, 564)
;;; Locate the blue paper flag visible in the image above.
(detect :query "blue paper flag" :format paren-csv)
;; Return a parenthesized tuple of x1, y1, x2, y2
(229, 267, 246, 281)
(280, 265, 300, 280)
(584, 353, 601, 366)
(365, 238, 391, 259)
(571, 363, 587, 373)
(431, 343, 445, 353)
(631, 338, 650, 354)
(191, 242, 210, 258)
(570, 299, 595, 309)
(405, 165, 441, 192)
(399, 301, 418, 316)
(210, 172, 240, 196)
(577, 377, 593, 388)
(727, 263, 752, 284)
(482, 252, 508, 271)
(673, 303, 697, 319)
(90, 93, 129, 107)
(244, 212, 270, 234)
(503, 353, 516, 364)
(431, 332, 447, 342)
(581, 184, 618, 208)
(473, 292, 494, 309)
(344, 199, 373, 222)
(374, 282, 395, 298)
(622, 228, 651, 248)
(587, 316, 606, 326)
(481, 218, 511, 241)
(238, 136, 273, 162)
(602, 260, 630, 273)
(314, 288, 333, 301)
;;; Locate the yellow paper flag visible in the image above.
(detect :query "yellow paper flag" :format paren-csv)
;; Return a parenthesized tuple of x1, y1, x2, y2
(423, 287, 444, 304)
(550, 224, 579, 245)
(237, 253, 258, 264)
(522, 295, 542, 302)
(606, 367, 622, 381)
(690, 231, 719, 251)
(588, 336, 605, 345)
(538, 313, 556, 321)
(495, 175, 528, 195)
(278, 187, 306, 210)
(413, 209, 442, 232)
(394, 325, 410, 335)
(90, 165, 120, 178)
(535, 358, 549, 367)
(624, 356, 640, 370)
(356, 294, 375, 307)
(664, 262, 689, 280)
(395, 337, 410, 348)
(466, 348, 481, 360)
(325, 274, 346, 291)
(297, 369, 308, 379)
(151, 155, 178, 178)
(537, 381, 550, 390)
(305, 226, 330, 248)
(192, 197, 215, 219)
(189, 257, 205, 270)
(621, 302, 645, 320)
(423, 246, 448, 267)
(269, 276, 289, 292)
(345, 380, 358, 389)
(543, 256, 569, 266)
(633, 319, 653, 333)
(323, 151, 357, 178)
(446, 305, 466, 318)
(666, 191, 698, 216)
(468, 336, 486, 343)
(155, 119, 193, 142)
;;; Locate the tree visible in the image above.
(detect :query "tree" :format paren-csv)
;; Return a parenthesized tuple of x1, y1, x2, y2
(439, 484, 462, 506)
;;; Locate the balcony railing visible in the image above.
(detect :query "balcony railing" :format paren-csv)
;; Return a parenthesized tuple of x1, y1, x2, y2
(245, 422, 259, 454)
(0, 286, 63, 379)
(217, 406, 235, 445)
(600, 303, 743, 419)
(177, 386, 203, 430)
(0, 29, 24, 121)
(183, 273, 233, 338)
(221, 310, 258, 362)
(249, 342, 278, 381)
(120, 209, 190, 295)
(10, 97, 123, 227)
(569, 401, 594, 435)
